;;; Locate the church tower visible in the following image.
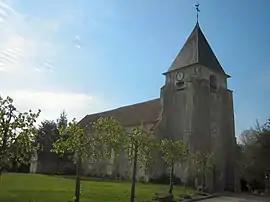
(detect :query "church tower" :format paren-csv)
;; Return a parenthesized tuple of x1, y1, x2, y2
(158, 22, 238, 191)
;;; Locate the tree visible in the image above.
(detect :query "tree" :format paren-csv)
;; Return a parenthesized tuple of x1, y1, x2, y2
(55, 111, 74, 174)
(133, 127, 157, 179)
(240, 128, 258, 146)
(127, 126, 157, 202)
(52, 118, 102, 202)
(57, 110, 68, 129)
(192, 151, 213, 191)
(36, 120, 59, 153)
(159, 139, 189, 194)
(0, 96, 41, 176)
(35, 120, 66, 174)
(93, 117, 157, 202)
(239, 118, 270, 192)
(34, 111, 73, 175)
(92, 117, 126, 161)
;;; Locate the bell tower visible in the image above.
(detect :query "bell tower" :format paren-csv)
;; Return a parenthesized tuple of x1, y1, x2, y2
(158, 22, 237, 191)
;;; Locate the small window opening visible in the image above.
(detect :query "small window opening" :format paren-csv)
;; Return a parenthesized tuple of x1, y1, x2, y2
(210, 75, 217, 90)
(176, 81, 185, 91)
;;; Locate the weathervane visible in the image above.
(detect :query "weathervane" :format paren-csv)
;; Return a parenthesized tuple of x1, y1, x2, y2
(195, 3, 200, 22)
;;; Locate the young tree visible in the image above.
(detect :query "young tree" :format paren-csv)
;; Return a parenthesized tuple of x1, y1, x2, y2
(135, 127, 158, 180)
(127, 126, 157, 202)
(0, 96, 41, 177)
(93, 117, 157, 202)
(160, 139, 189, 194)
(92, 117, 126, 161)
(52, 118, 102, 202)
(192, 151, 213, 191)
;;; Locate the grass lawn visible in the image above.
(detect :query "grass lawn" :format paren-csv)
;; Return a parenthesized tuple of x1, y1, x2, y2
(0, 173, 192, 202)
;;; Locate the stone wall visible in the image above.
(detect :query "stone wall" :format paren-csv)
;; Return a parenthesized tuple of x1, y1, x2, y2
(81, 123, 155, 182)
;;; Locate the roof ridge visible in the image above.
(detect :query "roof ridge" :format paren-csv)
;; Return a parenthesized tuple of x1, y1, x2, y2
(116, 98, 160, 110)
(85, 98, 160, 117)
(80, 98, 161, 127)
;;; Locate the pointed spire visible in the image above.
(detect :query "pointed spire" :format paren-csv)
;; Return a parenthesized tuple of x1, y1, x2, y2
(167, 23, 227, 76)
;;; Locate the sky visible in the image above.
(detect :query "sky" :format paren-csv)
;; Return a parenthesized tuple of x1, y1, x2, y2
(0, 0, 269, 136)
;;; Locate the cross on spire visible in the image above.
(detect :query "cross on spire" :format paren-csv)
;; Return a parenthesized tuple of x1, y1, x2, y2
(195, 3, 200, 22)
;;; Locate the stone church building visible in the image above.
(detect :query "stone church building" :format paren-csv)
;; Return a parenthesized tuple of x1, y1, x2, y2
(30, 21, 238, 192)
(79, 22, 238, 191)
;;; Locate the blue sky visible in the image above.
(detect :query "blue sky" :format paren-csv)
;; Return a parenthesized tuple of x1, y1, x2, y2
(0, 0, 269, 136)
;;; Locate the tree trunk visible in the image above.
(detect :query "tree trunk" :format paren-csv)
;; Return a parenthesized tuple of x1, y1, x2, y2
(74, 158, 82, 202)
(212, 164, 216, 192)
(130, 142, 138, 202)
(202, 164, 206, 192)
(0, 129, 8, 180)
(169, 162, 174, 194)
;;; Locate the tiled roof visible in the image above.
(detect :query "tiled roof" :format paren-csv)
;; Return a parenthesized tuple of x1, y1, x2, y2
(168, 22, 227, 75)
(80, 98, 161, 128)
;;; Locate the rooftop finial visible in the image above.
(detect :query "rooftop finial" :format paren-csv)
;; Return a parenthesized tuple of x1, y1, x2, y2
(195, 3, 200, 23)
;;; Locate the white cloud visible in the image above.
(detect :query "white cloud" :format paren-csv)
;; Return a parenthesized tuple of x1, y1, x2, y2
(0, 1, 110, 123)
(0, 2, 42, 73)
(6, 90, 102, 122)
(1, 89, 111, 123)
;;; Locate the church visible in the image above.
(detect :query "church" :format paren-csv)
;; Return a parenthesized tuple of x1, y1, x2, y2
(79, 20, 238, 192)
(29, 17, 238, 191)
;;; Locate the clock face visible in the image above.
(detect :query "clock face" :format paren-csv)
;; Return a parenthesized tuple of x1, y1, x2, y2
(176, 72, 184, 81)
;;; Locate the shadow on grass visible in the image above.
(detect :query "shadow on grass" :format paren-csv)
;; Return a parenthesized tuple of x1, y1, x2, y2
(1, 173, 194, 202)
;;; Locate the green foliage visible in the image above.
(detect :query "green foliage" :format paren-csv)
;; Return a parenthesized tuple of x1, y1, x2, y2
(57, 110, 68, 129)
(52, 118, 101, 163)
(160, 139, 189, 167)
(51, 117, 102, 202)
(239, 118, 270, 188)
(93, 117, 157, 174)
(92, 117, 126, 159)
(128, 126, 158, 173)
(0, 95, 41, 171)
(191, 151, 213, 176)
(93, 117, 158, 202)
(35, 115, 75, 175)
(36, 120, 59, 153)
(158, 139, 189, 193)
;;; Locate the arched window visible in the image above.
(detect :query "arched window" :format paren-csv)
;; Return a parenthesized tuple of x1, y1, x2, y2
(210, 75, 217, 90)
